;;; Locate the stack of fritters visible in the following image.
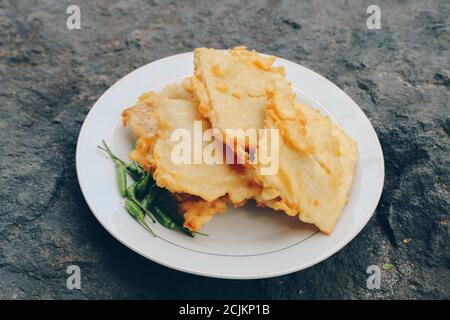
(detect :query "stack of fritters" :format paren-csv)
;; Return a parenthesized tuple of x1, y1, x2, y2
(123, 79, 260, 231)
(122, 47, 358, 234)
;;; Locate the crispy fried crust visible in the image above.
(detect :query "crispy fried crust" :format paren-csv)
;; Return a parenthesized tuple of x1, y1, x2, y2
(123, 47, 358, 234)
(253, 82, 358, 233)
(192, 47, 286, 150)
(122, 79, 260, 231)
(193, 47, 358, 234)
(179, 196, 228, 231)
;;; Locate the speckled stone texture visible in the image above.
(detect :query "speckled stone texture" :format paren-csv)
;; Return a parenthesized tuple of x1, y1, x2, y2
(0, 0, 449, 299)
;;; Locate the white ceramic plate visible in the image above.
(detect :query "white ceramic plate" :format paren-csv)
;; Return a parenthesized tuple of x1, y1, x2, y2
(76, 52, 384, 279)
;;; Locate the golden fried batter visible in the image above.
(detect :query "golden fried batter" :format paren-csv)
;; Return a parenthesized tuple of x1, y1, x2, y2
(252, 81, 358, 233)
(192, 46, 286, 150)
(123, 47, 358, 234)
(122, 79, 260, 231)
(193, 47, 358, 233)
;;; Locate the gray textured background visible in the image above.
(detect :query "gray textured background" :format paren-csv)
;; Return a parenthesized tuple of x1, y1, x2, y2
(0, 0, 449, 299)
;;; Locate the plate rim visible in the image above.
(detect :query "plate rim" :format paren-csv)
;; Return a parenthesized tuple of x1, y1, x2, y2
(76, 51, 385, 279)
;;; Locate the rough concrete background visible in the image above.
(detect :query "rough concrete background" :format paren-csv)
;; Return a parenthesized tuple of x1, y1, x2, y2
(0, 0, 449, 299)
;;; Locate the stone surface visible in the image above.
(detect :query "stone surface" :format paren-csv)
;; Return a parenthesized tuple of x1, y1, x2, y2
(0, 0, 449, 299)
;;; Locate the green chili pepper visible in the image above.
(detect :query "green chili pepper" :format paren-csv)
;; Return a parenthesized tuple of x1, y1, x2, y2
(153, 190, 197, 237)
(153, 206, 177, 229)
(141, 184, 160, 210)
(156, 191, 184, 226)
(152, 205, 194, 237)
(114, 159, 127, 197)
(125, 199, 155, 237)
(192, 230, 209, 237)
(127, 181, 138, 200)
(127, 182, 156, 223)
(98, 140, 144, 180)
(180, 226, 195, 237)
(135, 172, 155, 198)
(98, 139, 208, 238)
